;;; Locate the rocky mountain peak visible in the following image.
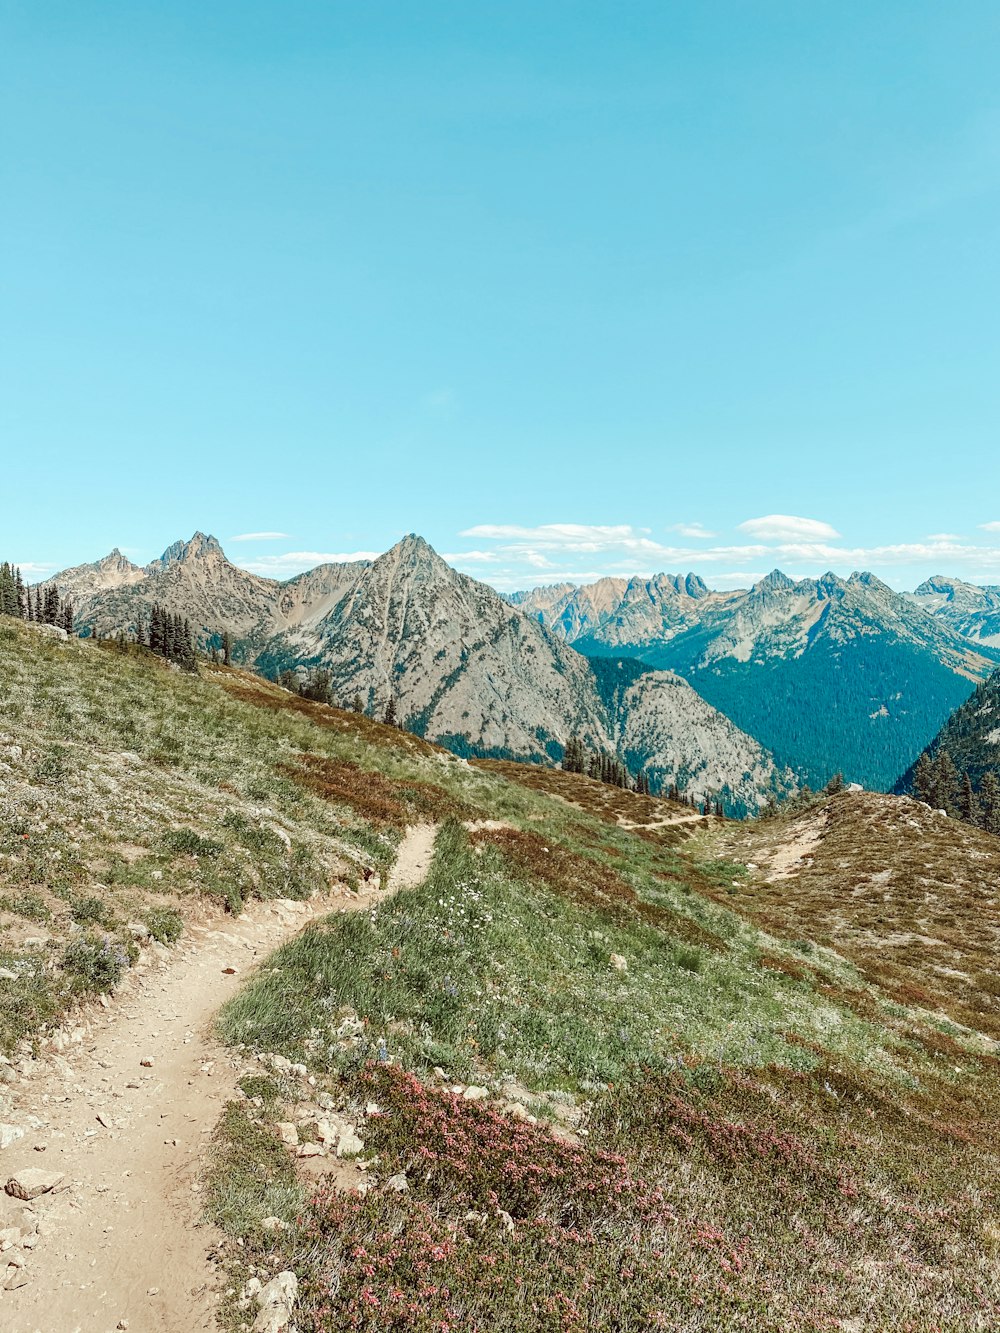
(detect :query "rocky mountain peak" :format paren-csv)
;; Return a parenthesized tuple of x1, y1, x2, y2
(751, 569, 796, 596)
(154, 532, 225, 568)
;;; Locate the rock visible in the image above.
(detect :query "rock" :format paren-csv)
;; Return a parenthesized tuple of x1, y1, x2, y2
(0, 1124, 25, 1151)
(315, 1118, 339, 1149)
(252, 1269, 298, 1333)
(274, 1122, 298, 1147)
(0, 969, 17, 982)
(140, 1057, 154, 1068)
(5, 1169, 65, 1200)
(296, 1142, 325, 1158)
(4, 1261, 30, 1290)
(462, 1085, 489, 1102)
(386, 1172, 409, 1193)
(609, 953, 628, 972)
(0, 1225, 22, 1250)
(261, 1216, 290, 1232)
(128, 922, 150, 941)
(336, 1126, 364, 1158)
(30, 622, 68, 642)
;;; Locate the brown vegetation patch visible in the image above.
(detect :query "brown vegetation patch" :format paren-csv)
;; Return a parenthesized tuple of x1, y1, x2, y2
(283, 754, 470, 829)
(473, 758, 693, 828)
(470, 824, 722, 952)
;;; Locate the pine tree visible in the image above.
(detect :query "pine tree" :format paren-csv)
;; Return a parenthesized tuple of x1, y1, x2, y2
(383, 697, 397, 727)
(913, 752, 935, 806)
(352, 694, 364, 714)
(958, 772, 981, 826)
(980, 771, 1000, 836)
(935, 750, 960, 815)
(222, 630, 232, 667)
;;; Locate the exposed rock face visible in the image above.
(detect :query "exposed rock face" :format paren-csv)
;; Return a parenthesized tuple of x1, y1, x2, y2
(910, 576, 1000, 649)
(43, 534, 790, 810)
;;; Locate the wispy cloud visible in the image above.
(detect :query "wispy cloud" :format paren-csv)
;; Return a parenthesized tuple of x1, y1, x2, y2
(668, 522, 717, 539)
(737, 514, 841, 542)
(979, 521, 1000, 533)
(228, 531, 289, 542)
(450, 521, 1000, 593)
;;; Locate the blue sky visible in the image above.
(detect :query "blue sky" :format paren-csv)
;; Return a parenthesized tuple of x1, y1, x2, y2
(4, 2, 1000, 592)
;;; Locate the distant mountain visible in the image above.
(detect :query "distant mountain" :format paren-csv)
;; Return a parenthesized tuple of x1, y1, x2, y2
(516, 569, 1000, 792)
(910, 575, 1000, 649)
(894, 667, 1000, 799)
(43, 535, 792, 812)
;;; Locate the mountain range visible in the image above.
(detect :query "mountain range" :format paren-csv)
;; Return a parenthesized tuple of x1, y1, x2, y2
(44, 534, 1000, 800)
(42, 534, 791, 814)
(514, 568, 1000, 791)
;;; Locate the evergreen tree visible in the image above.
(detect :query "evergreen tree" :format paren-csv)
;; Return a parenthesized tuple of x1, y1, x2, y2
(958, 772, 981, 826)
(825, 772, 844, 795)
(383, 697, 398, 727)
(352, 694, 364, 714)
(222, 630, 233, 667)
(980, 771, 1000, 835)
(935, 750, 960, 815)
(913, 752, 936, 806)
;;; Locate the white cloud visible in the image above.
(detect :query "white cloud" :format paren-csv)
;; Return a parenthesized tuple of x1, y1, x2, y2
(668, 522, 717, 539)
(737, 514, 841, 541)
(979, 521, 1000, 533)
(14, 561, 57, 574)
(926, 532, 962, 542)
(228, 531, 289, 542)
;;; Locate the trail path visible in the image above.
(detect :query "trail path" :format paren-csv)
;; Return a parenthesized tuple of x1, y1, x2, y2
(1, 824, 439, 1333)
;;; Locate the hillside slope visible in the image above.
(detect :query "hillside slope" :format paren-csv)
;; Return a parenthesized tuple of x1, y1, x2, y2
(1, 619, 998, 1330)
(519, 568, 997, 790)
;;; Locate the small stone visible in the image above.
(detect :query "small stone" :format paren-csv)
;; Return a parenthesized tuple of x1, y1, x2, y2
(296, 1141, 325, 1158)
(96, 1112, 113, 1128)
(4, 1262, 30, 1290)
(118, 1321, 130, 1330)
(147, 1286, 159, 1296)
(336, 1127, 364, 1158)
(462, 1085, 489, 1102)
(222, 967, 238, 975)
(609, 953, 628, 971)
(140, 1058, 154, 1068)
(0, 1124, 26, 1151)
(260, 1216, 289, 1232)
(386, 1172, 409, 1193)
(274, 1122, 298, 1147)
(5, 1169, 65, 1200)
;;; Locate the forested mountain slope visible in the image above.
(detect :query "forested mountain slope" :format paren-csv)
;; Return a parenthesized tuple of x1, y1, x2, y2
(519, 568, 998, 791)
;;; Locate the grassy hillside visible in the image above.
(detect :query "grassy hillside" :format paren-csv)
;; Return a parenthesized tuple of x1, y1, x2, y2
(2, 618, 998, 1330)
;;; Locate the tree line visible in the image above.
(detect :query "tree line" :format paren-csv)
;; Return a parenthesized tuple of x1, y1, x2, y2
(913, 749, 1000, 834)
(0, 563, 75, 632)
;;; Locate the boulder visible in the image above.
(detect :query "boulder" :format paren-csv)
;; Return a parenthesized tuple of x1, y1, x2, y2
(252, 1270, 298, 1333)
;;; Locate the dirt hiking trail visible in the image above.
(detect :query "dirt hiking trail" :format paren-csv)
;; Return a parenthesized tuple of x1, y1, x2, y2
(1, 824, 439, 1333)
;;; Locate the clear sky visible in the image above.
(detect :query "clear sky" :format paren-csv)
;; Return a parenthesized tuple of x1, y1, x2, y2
(4, 2, 1000, 592)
